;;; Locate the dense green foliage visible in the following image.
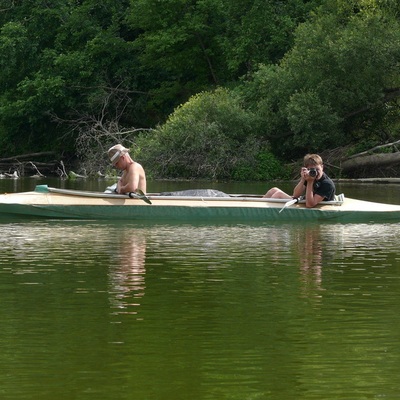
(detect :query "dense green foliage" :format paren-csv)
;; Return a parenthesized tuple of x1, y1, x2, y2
(0, 0, 142, 155)
(238, 0, 400, 159)
(0, 0, 319, 155)
(1, 0, 399, 180)
(133, 88, 289, 180)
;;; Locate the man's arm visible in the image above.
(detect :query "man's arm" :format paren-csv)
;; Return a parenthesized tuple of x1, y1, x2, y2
(120, 169, 139, 193)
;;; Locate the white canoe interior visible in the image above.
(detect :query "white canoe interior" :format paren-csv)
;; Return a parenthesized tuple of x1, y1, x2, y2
(0, 186, 348, 209)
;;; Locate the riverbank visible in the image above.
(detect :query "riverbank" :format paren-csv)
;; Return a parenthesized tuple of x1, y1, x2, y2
(336, 177, 400, 183)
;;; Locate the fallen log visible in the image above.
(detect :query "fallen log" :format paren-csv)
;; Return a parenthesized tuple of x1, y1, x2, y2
(341, 152, 400, 171)
(0, 151, 56, 162)
(346, 140, 400, 160)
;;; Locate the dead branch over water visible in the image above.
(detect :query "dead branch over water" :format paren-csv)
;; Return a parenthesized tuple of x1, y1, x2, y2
(0, 151, 61, 177)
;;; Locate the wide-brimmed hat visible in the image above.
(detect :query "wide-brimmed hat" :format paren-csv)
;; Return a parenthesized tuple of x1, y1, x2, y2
(108, 144, 129, 166)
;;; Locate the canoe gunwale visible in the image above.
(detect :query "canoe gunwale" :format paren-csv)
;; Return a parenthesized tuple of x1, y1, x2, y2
(45, 186, 345, 206)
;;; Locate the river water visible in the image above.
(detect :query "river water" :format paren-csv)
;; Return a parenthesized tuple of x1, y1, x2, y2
(1, 178, 400, 400)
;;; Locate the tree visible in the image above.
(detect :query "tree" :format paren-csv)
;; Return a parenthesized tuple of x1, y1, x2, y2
(220, 0, 323, 76)
(0, 0, 322, 161)
(126, 0, 229, 117)
(126, 0, 322, 115)
(133, 88, 285, 180)
(239, 0, 400, 158)
(0, 0, 145, 156)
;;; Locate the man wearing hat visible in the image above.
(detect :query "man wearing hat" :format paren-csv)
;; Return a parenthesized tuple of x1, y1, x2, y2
(108, 144, 147, 194)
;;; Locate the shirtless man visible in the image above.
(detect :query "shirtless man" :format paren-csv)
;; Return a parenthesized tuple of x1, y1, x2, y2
(263, 153, 335, 208)
(108, 144, 147, 194)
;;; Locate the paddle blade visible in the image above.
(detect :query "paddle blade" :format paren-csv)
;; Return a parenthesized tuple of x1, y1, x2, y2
(134, 189, 152, 205)
(279, 198, 298, 213)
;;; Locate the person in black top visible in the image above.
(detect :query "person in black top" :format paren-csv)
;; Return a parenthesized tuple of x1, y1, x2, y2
(263, 154, 336, 208)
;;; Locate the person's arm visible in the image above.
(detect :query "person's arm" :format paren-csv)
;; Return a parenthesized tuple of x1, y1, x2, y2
(304, 183, 324, 208)
(118, 166, 139, 193)
(116, 178, 123, 193)
(292, 179, 305, 198)
(294, 167, 324, 208)
(292, 167, 307, 198)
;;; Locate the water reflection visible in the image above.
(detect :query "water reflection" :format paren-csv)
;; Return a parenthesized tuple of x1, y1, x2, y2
(1, 220, 399, 309)
(295, 225, 325, 296)
(1, 220, 400, 399)
(0, 221, 149, 315)
(108, 233, 146, 314)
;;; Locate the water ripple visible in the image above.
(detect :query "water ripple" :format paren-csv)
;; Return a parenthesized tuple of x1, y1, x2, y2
(1, 221, 400, 399)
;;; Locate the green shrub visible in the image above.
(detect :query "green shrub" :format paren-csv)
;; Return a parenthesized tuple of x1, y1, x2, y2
(232, 151, 291, 181)
(133, 88, 267, 180)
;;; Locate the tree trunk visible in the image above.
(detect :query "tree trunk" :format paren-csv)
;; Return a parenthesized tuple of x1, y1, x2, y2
(342, 152, 400, 171)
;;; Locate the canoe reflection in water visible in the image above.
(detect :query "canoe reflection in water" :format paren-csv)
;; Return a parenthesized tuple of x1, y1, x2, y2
(108, 233, 147, 314)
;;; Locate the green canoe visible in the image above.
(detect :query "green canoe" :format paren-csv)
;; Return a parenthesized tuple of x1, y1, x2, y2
(1, 184, 400, 223)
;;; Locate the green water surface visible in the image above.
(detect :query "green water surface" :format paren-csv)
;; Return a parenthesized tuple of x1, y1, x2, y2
(1, 179, 400, 399)
(1, 219, 400, 400)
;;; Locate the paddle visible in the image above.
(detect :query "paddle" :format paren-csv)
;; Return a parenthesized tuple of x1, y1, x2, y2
(129, 189, 152, 205)
(279, 197, 300, 213)
(106, 183, 152, 204)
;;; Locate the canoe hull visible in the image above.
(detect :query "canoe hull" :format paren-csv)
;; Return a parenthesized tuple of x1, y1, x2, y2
(1, 186, 400, 223)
